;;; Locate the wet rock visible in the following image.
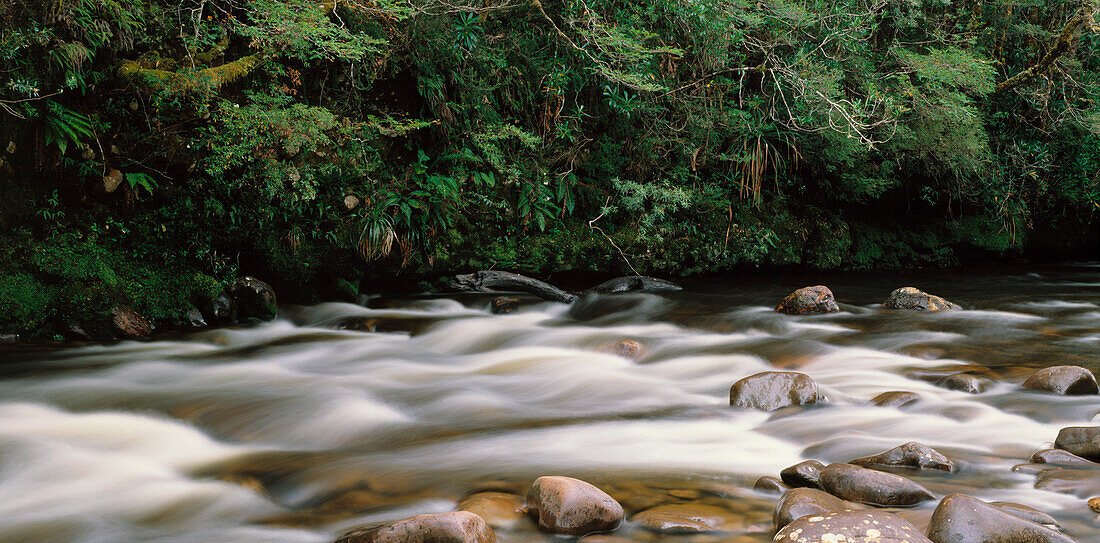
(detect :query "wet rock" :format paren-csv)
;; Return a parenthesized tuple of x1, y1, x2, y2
(775, 510, 931, 543)
(781, 460, 825, 489)
(103, 168, 124, 193)
(596, 340, 644, 360)
(211, 293, 233, 323)
(753, 476, 789, 494)
(776, 286, 839, 315)
(819, 463, 935, 506)
(457, 492, 526, 530)
(335, 511, 496, 543)
(849, 442, 954, 472)
(226, 276, 277, 321)
(1022, 365, 1098, 395)
(109, 305, 152, 338)
(729, 371, 819, 411)
(989, 502, 1059, 527)
(936, 373, 987, 394)
(1029, 448, 1098, 467)
(632, 503, 742, 533)
(1055, 426, 1100, 461)
(1089, 497, 1099, 513)
(927, 494, 1073, 543)
(524, 476, 623, 536)
(773, 488, 857, 530)
(184, 306, 207, 328)
(1034, 468, 1100, 498)
(585, 276, 681, 294)
(0, 334, 19, 344)
(490, 297, 521, 315)
(883, 287, 961, 311)
(871, 391, 921, 408)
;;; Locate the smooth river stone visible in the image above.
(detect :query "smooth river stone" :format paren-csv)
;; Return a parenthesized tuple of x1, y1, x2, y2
(936, 373, 987, 394)
(781, 460, 825, 489)
(871, 391, 921, 408)
(336, 511, 496, 543)
(1034, 468, 1100, 498)
(1055, 426, 1100, 461)
(729, 371, 819, 411)
(774, 510, 932, 543)
(1029, 448, 1099, 467)
(819, 463, 935, 506)
(776, 286, 840, 314)
(884, 287, 962, 311)
(457, 492, 526, 529)
(632, 503, 742, 533)
(849, 441, 954, 472)
(927, 494, 1074, 543)
(753, 476, 790, 494)
(525, 476, 623, 536)
(773, 488, 858, 530)
(1022, 365, 1098, 395)
(988, 502, 1059, 527)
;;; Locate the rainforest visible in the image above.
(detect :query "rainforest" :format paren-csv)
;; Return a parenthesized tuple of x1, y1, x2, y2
(1, 0, 1099, 336)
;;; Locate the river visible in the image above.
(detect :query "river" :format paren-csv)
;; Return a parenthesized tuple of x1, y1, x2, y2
(1, 263, 1098, 542)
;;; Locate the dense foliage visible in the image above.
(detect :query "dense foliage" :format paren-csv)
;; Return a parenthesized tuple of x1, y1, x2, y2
(1, 0, 1098, 334)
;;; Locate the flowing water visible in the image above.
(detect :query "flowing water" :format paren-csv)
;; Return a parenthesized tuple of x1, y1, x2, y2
(2, 263, 1099, 543)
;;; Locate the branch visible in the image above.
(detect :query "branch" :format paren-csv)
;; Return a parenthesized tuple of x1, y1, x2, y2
(996, 3, 1097, 94)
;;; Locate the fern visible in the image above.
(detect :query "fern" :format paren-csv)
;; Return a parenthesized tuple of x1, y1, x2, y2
(42, 102, 93, 155)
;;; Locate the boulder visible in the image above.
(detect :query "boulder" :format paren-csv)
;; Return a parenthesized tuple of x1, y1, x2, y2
(631, 503, 742, 533)
(210, 293, 233, 323)
(936, 373, 987, 394)
(818, 463, 935, 506)
(1029, 448, 1098, 467)
(490, 297, 521, 315)
(773, 488, 857, 531)
(1034, 468, 1100, 498)
(109, 305, 152, 338)
(781, 460, 826, 489)
(1055, 426, 1100, 461)
(729, 371, 819, 411)
(871, 391, 921, 408)
(103, 168, 124, 193)
(775, 510, 932, 543)
(457, 492, 525, 529)
(849, 442, 954, 472)
(524, 476, 623, 536)
(1089, 497, 1099, 513)
(1022, 366, 1098, 395)
(988, 502, 1059, 527)
(226, 276, 277, 321)
(335, 511, 496, 543)
(776, 286, 840, 315)
(927, 494, 1073, 543)
(884, 287, 962, 311)
(753, 476, 789, 494)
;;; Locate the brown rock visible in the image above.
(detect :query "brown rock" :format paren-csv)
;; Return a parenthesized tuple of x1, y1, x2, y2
(524, 476, 623, 536)
(776, 286, 839, 315)
(884, 287, 961, 311)
(632, 504, 742, 533)
(936, 373, 987, 394)
(596, 340, 643, 360)
(335, 511, 496, 543)
(457, 492, 525, 529)
(773, 487, 858, 531)
(729, 371, 819, 411)
(1023, 366, 1098, 395)
(927, 494, 1073, 543)
(775, 510, 932, 543)
(819, 463, 935, 506)
(780, 460, 825, 489)
(490, 297, 521, 315)
(1055, 426, 1100, 461)
(1089, 496, 1100, 513)
(753, 476, 789, 494)
(1029, 448, 1098, 467)
(1034, 468, 1100, 498)
(103, 168, 124, 193)
(989, 502, 1059, 527)
(871, 391, 921, 408)
(849, 442, 954, 472)
(109, 305, 152, 338)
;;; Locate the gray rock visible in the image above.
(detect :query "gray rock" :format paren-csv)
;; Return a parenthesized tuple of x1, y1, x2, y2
(773, 487, 857, 531)
(335, 511, 496, 543)
(524, 476, 623, 536)
(936, 373, 987, 394)
(781, 460, 826, 489)
(871, 391, 921, 408)
(1055, 426, 1100, 461)
(884, 287, 962, 311)
(729, 371, 819, 411)
(226, 276, 277, 321)
(1029, 448, 1098, 467)
(849, 441, 954, 472)
(989, 502, 1059, 527)
(927, 494, 1073, 543)
(1034, 468, 1100, 498)
(584, 276, 681, 294)
(819, 463, 935, 506)
(1023, 366, 1098, 395)
(775, 510, 932, 543)
(776, 286, 840, 314)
